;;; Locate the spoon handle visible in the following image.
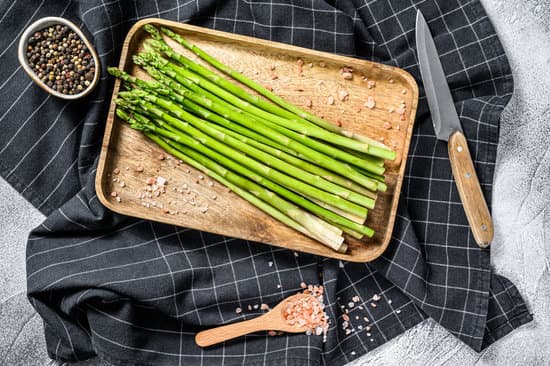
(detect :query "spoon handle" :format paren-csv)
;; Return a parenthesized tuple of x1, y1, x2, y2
(195, 316, 267, 347)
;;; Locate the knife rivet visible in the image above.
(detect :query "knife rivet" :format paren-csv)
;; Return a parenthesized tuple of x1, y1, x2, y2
(457, 146, 463, 153)
(465, 172, 471, 178)
(481, 224, 487, 231)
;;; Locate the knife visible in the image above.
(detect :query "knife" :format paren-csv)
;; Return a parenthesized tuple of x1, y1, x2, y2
(415, 10, 493, 248)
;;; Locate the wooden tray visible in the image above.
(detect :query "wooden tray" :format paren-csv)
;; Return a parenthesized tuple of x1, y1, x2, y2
(96, 18, 418, 262)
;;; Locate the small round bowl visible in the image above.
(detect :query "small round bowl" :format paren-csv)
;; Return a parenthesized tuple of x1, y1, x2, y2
(17, 16, 100, 100)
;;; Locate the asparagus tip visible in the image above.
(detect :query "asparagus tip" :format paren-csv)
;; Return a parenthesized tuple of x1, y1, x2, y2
(107, 67, 123, 77)
(143, 24, 163, 40)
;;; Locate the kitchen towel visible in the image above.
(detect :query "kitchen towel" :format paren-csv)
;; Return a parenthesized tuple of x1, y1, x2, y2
(0, 0, 532, 365)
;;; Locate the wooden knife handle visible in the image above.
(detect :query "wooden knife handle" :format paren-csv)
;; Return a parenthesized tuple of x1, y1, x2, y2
(448, 131, 494, 248)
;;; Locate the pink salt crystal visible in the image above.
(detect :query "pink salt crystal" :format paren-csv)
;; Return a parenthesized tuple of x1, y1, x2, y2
(341, 71, 353, 80)
(396, 105, 406, 115)
(268, 330, 277, 336)
(389, 78, 394, 83)
(110, 191, 117, 197)
(146, 177, 156, 185)
(338, 90, 349, 101)
(364, 96, 376, 109)
(370, 302, 377, 308)
(342, 314, 350, 321)
(260, 303, 270, 311)
(300, 282, 307, 289)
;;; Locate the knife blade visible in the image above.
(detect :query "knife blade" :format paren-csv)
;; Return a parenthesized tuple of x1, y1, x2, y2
(415, 10, 494, 248)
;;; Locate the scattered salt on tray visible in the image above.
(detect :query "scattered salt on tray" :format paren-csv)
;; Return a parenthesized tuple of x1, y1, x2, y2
(283, 284, 329, 342)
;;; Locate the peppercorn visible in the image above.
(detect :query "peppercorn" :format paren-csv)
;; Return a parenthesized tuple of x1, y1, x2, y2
(25, 24, 95, 95)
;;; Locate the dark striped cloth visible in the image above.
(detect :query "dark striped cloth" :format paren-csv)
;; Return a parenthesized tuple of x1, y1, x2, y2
(0, 0, 532, 365)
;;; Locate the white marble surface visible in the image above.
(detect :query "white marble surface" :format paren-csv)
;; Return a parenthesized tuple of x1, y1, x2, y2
(1, 1, 549, 364)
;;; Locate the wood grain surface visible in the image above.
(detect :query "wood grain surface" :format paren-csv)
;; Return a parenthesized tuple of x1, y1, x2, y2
(448, 131, 494, 247)
(95, 18, 418, 262)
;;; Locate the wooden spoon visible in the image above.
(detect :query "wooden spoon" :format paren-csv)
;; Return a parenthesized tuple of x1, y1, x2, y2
(195, 293, 312, 347)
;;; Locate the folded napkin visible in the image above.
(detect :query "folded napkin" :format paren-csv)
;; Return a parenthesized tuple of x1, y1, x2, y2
(0, 0, 532, 364)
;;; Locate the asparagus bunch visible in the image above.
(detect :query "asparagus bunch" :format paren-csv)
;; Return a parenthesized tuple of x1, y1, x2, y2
(108, 24, 396, 253)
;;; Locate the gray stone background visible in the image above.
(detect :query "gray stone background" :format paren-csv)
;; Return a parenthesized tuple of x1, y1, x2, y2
(1, 0, 549, 365)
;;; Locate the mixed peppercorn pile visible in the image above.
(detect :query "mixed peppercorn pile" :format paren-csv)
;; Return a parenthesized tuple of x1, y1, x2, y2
(25, 24, 95, 95)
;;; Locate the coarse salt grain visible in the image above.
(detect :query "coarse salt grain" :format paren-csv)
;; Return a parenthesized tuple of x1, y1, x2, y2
(113, 168, 120, 174)
(327, 96, 335, 105)
(396, 309, 401, 314)
(383, 122, 392, 130)
(319, 61, 326, 67)
(300, 282, 307, 289)
(341, 71, 353, 80)
(260, 303, 270, 311)
(235, 307, 242, 314)
(115, 197, 121, 203)
(352, 295, 360, 303)
(372, 294, 381, 301)
(110, 191, 117, 197)
(370, 302, 377, 308)
(363, 317, 369, 322)
(348, 302, 355, 308)
(268, 261, 273, 267)
(364, 96, 376, 109)
(338, 90, 349, 101)
(305, 99, 312, 108)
